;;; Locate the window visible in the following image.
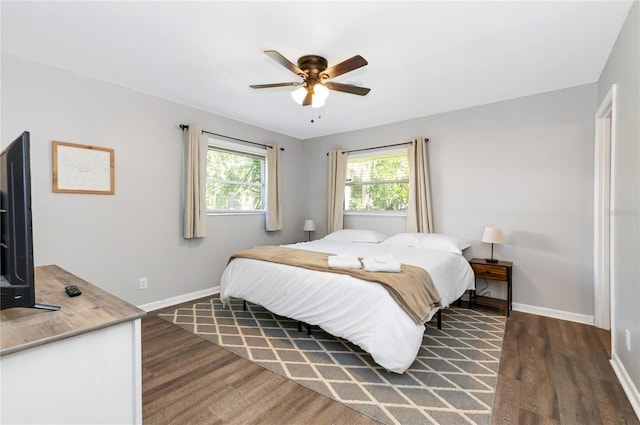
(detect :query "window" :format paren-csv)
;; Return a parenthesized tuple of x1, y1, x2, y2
(345, 149, 409, 212)
(206, 139, 266, 212)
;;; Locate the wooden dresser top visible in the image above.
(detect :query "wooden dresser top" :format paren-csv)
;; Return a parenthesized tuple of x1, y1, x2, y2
(1, 265, 146, 356)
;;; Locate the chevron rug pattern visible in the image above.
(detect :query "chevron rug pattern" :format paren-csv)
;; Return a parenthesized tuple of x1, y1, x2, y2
(160, 298, 505, 425)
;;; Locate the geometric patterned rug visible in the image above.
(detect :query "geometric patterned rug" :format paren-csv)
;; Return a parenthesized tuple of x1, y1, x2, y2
(159, 297, 506, 425)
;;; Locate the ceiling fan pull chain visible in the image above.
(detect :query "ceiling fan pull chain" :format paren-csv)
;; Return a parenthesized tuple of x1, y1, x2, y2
(310, 108, 322, 124)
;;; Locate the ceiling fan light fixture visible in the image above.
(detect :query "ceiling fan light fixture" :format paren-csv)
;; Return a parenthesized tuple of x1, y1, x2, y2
(313, 83, 329, 101)
(291, 83, 329, 108)
(291, 86, 307, 105)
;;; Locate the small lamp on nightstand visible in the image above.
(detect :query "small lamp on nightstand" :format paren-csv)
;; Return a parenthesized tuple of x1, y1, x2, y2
(481, 227, 503, 263)
(303, 219, 316, 242)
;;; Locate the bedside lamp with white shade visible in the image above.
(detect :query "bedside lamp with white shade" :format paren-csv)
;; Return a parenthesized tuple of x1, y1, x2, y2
(481, 227, 503, 263)
(303, 219, 316, 242)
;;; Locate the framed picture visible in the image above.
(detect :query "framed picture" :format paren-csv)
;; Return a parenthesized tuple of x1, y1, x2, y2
(52, 141, 114, 194)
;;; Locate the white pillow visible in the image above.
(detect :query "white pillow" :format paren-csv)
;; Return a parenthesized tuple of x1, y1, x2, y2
(323, 229, 389, 243)
(411, 233, 469, 254)
(380, 232, 420, 247)
(382, 232, 470, 254)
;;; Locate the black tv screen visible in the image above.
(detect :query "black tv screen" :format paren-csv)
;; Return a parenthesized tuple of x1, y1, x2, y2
(0, 131, 36, 309)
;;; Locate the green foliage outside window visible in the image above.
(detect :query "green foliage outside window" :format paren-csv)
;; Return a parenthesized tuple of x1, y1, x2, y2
(345, 152, 409, 211)
(206, 147, 264, 210)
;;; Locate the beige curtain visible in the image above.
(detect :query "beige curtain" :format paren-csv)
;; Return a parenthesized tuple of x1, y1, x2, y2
(183, 123, 207, 239)
(407, 137, 433, 233)
(265, 144, 283, 231)
(327, 149, 347, 233)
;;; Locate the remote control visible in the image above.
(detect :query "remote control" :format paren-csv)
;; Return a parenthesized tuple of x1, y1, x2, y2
(65, 285, 82, 297)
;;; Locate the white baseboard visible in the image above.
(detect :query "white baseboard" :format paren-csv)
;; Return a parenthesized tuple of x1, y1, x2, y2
(611, 352, 640, 421)
(512, 302, 594, 325)
(137, 286, 220, 312)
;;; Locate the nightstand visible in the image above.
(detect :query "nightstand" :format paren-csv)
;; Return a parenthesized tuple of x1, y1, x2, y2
(469, 258, 513, 317)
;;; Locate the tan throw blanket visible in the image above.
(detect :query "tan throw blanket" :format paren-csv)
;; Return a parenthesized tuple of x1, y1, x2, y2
(229, 245, 442, 324)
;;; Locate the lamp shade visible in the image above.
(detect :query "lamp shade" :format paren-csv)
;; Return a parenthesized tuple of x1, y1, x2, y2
(291, 86, 307, 105)
(303, 220, 316, 232)
(481, 227, 503, 244)
(313, 83, 329, 101)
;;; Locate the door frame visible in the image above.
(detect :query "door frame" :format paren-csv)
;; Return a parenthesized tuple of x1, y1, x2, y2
(594, 84, 617, 331)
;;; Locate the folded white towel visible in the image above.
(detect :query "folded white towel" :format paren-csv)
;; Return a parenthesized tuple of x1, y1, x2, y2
(328, 255, 362, 269)
(336, 254, 359, 262)
(362, 257, 402, 273)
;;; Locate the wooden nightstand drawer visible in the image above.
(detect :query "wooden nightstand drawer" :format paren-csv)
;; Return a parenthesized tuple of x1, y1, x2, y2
(469, 258, 514, 317)
(471, 263, 507, 280)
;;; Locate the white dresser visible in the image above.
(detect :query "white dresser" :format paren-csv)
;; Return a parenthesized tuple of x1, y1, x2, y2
(0, 265, 146, 424)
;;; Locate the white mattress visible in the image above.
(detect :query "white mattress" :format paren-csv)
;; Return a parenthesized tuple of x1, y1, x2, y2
(220, 240, 474, 373)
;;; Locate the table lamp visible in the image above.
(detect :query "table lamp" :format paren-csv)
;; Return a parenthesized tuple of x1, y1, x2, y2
(303, 219, 316, 242)
(481, 227, 503, 263)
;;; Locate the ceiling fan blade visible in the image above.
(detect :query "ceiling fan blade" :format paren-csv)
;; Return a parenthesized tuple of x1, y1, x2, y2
(250, 82, 301, 89)
(321, 55, 368, 79)
(302, 89, 313, 106)
(264, 50, 305, 76)
(324, 82, 371, 96)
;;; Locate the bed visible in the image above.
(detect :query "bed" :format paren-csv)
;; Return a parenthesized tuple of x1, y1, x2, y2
(220, 230, 475, 373)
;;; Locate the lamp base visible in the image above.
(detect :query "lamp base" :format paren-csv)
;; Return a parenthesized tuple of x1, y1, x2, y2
(485, 258, 499, 263)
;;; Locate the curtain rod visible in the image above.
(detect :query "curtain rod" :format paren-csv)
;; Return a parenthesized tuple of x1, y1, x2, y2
(325, 138, 429, 156)
(179, 124, 284, 151)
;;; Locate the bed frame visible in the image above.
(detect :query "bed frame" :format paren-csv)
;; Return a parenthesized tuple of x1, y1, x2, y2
(241, 299, 444, 335)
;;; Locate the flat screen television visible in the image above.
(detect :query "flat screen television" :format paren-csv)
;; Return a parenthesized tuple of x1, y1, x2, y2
(1, 131, 58, 311)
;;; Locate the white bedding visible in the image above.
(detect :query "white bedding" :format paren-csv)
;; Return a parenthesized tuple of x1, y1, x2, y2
(220, 239, 474, 373)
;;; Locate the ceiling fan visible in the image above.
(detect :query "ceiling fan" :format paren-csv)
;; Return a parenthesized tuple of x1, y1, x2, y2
(250, 50, 371, 107)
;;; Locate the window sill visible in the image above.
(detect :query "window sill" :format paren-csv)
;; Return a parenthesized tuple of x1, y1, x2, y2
(207, 211, 266, 216)
(344, 211, 407, 217)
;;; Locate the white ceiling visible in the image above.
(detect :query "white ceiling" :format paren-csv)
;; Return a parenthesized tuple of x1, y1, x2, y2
(1, 1, 633, 140)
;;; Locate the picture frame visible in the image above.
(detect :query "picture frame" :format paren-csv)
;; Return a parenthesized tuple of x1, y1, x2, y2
(52, 141, 115, 194)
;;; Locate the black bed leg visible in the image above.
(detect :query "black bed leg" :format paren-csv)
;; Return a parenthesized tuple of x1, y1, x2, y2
(297, 321, 312, 335)
(243, 300, 247, 311)
(437, 310, 442, 330)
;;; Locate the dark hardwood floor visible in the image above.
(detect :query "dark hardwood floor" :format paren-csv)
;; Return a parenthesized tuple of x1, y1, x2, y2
(493, 311, 638, 425)
(142, 313, 377, 425)
(142, 300, 639, 425)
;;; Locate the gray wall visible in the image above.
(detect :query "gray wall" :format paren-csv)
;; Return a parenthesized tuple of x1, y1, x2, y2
(2, 9, 637, 412)
(597, 0, 640, 404)
(0, 53, 606, 322)
(302, 84, 597, 319)
(1, 54, 307, 306)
